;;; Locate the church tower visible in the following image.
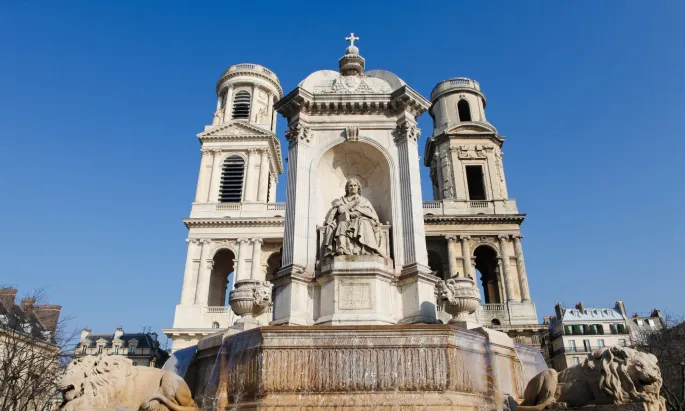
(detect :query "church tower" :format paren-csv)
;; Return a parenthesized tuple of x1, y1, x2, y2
(424, 77, 538, 325)
(165, 64, 285, 350)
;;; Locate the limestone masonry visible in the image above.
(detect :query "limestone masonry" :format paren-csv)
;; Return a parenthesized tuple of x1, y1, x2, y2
(164, 35, 539, 351)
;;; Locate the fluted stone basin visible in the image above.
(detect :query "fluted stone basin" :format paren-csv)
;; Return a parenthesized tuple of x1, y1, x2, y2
(184, 324, 547, 410)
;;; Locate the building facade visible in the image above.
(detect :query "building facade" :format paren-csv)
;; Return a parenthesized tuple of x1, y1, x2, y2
(74, 328, 169, 367)
(541, 301, 664, 371)
(164, 37, 540, 350)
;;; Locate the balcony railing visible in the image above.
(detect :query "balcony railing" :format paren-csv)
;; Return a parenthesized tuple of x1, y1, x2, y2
(206, 306, 232, 314)
(216, 203, 240, 211)
(267, 202, 285, 210)
(468, 201, 489, 208)
(482, 303, 505, 311)
(423, 201, 442, 209)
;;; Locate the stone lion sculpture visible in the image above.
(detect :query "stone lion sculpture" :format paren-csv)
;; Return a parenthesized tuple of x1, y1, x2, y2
(253, 281, 273, 308)
(58, 355, 199, 411)
(518, 346, 665, 411)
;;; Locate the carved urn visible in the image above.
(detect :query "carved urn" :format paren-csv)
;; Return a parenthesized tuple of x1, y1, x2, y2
(436, 276, 481, 323)
(229, 279, 273, 322)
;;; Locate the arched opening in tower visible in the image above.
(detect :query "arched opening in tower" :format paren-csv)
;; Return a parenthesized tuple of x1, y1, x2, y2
(208, 249, 235, 306)
(458, 99, 472, 122)
(473, 245, 503, 304)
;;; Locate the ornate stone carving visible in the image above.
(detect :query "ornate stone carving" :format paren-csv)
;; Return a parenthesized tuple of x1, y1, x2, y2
(229, 279, 274, 321)
(322, 178, 385, 257)
(494, 148, 508, 198)
(339, 282, 372, 309)
(57, 355, 199, 411)
(345, 125, 359, 141)
(212, 109, 222, 125)
(454, 144, 493, 159)
(284, 123, 311, 144)
(436, 276, 481, 322)
(393, 123, 420, 143)
(469, 236, 498, 253)
(519, 346, 665, 411)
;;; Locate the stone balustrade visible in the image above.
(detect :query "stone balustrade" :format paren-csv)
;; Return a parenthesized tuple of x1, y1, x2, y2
(422, 199, 519, 215)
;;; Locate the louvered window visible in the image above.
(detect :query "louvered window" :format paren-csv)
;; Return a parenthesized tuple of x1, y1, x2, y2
(232, 91, 251, 119)
(220, 156, 245, 203)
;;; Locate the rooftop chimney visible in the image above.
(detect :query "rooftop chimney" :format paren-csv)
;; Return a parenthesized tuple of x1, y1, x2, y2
(34, 304, 62, 332)
(20, 297, 36, 317)
(81, 328, 91, 341)
(575, 301, 585, 312)
(651, 309, 662, 318)
(554, 302, 563, 319)
(0, 287, 17, 310)
(615, 300, 627, 317)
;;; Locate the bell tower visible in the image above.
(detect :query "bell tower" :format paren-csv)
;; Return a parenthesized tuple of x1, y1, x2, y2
(424, 77, 537, 326)
(165, 64, 285, 350)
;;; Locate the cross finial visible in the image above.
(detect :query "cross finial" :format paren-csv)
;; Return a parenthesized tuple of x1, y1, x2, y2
(345, 33, 359, 47)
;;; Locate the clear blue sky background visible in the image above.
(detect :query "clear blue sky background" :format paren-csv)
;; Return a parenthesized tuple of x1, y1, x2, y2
(1, 2, 683, 345)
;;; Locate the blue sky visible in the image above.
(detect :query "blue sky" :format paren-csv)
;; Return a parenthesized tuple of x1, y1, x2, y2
(1, 2, 683, 344)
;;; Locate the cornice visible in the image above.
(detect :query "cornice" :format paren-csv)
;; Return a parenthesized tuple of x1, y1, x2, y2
(216, 70, 283, 98)
(183, 218, 285, 229)
(423, 214, 526, 225)
(275, 85, 430, 119)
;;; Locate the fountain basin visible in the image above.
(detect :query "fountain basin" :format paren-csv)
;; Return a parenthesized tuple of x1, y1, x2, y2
(186, 324, 546, 410)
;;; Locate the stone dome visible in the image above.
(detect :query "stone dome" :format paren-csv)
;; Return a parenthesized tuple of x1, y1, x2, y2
(297, 69, 406, 95)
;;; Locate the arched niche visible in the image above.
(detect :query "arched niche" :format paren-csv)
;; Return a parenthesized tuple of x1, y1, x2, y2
(208, 249, 235, 307)
(315, 141, 392, 227)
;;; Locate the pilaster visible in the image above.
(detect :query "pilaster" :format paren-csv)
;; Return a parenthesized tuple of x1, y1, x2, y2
(257, 149, 270, 202)
(236, 238, 250, 281)
(180, 239, 202, 305)
(244, 149, 259, 202)
(222, 86, 234, 123)
(195, 150, 214, 203)
(208, 149, 223, 202)
(194, 239, 213, 305)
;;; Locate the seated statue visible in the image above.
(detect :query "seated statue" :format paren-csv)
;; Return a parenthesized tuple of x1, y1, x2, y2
(322, 178, 384, 257)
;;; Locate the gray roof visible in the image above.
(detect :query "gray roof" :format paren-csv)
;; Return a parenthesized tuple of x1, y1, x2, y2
(77, 332, 159, 349)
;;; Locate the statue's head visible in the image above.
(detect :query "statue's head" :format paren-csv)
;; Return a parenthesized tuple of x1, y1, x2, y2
(345, 178, 362, 196)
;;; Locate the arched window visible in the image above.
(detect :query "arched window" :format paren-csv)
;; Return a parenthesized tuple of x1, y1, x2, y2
(219, 156, 245, 203)
(491, 319, 501, 326)
(458, 99, 472, 122)
(212, 321, 220, 329)
(474, 245, 502, 304)
(232, 91, 251, 119)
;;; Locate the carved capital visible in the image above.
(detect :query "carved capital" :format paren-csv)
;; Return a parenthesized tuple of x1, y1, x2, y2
(251, 237, 264, 245)
(247, 148, 259, 156)
(284, 123, 311, 144)
(457, 235, 471, 241)
(393, 122, 420, 143)
(497, 235, 509, 241)
(201, 149, 213, 157)
(445, 235, 458, 242)
(237, 237, 251, 244)
(512, 234, 523, 240)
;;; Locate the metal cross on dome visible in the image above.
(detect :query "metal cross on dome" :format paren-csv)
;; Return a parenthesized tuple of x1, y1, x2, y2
(345, 33, 359, 47)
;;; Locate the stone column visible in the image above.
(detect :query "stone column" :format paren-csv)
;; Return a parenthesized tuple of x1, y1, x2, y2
(222, 86, 234, 123)
(244, 149, 259, 202)
(180, 239, 201, 305)
(236, 238, 250, 281)
(250, 85, 258, 122)
(445, 235, 459, 278)
(272, 123, 312, 326)
(207, 150, 223, 202)
(394, 120, 436, 325)
(450, 147, 467, 200)
(257, 149, 270, 203)
(193, 239, 212, 305)
(498, 235, 518, 303)
(250, 238, 263, 280)
(513, 235, 531, 301)
(459, 235, 473, 279)
(195, 150, 214, 203)
(271, 99, 278, 133)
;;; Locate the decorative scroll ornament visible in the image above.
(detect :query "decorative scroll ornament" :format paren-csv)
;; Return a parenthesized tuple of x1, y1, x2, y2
(454, 144, 493, 159)
(284, 123, 311, 144)
(436, 276, 481, 322)
(345, 126, 359, 141)
(393, 123, 421, 143)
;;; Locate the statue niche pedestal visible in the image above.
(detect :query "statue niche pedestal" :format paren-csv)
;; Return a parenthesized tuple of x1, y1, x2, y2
(315, 255, 397, 325)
